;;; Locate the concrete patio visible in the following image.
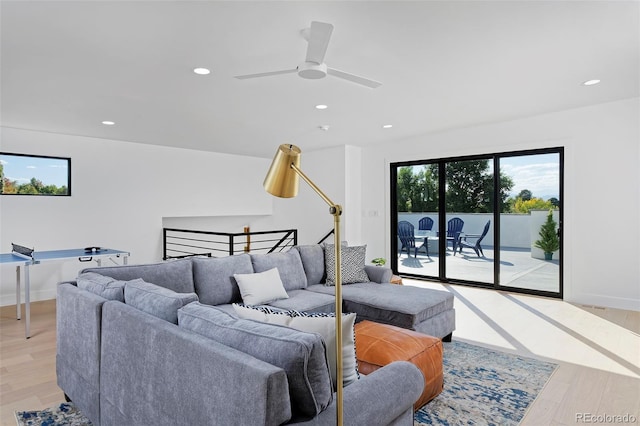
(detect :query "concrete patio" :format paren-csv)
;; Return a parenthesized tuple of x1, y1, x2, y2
(397, 246, 560, 293)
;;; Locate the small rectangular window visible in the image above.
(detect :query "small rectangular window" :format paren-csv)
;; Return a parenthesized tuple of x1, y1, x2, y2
(0, 152, 71, 196)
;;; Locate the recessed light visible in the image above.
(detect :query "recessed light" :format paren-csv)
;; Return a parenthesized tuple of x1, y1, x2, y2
(382, 124, 393, 129)
(318, 125, 330, 131)
(193, 68, 211, 75)
(582, 79, 601, 86)
(101, 121, 115, 126)
(315, 104, 328, 110)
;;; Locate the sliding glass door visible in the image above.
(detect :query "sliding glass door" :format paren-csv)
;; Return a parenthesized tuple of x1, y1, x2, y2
(497, 152, 562, 294)
(391, 148, 562, 298)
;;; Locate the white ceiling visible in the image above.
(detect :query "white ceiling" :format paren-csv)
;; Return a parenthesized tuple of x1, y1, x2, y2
(1, 1, 638, 159)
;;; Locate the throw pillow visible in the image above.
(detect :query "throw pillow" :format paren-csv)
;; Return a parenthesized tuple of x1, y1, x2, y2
(77, 272, 126, 302)
(178, 302, 332, 418)
(324, 245, 370, 286)
(233, 268, 289, 305)
(250, 249, 308, 291)
(124, 278, 198, 324)
(233, 304, 359, 388)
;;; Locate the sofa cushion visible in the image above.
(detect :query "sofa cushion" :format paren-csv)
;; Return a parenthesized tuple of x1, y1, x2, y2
(81, 258, 195, 293)
(124, 279, 198, 324)
(307, 283, 454, 329)
(178, 302, 332, 419)
(250, 250, 308, 291)
(193, 254, 253, 306)
(233, 304, 359, 389)
(234, 267, 289, 305)
(267, 289, 335, 313)
(77, 272, 126, 302)
(294, 245, 326, 285)
(324, 245, 370, 285)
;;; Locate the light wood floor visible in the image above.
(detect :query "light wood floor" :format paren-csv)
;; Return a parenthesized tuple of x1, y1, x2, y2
(0, 285, 638, 426)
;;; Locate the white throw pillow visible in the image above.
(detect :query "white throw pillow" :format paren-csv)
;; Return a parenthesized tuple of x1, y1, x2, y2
(233, 304, 359, 388)
(233, 268, 289, 305)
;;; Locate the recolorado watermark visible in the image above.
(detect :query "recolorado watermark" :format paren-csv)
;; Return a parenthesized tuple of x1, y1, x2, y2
(576, 413, 638, 423)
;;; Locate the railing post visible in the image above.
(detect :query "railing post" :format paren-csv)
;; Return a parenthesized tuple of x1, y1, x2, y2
(163, 228, 167, 260)
(244, 226, 251, 253)
(229, 235, 234, 256)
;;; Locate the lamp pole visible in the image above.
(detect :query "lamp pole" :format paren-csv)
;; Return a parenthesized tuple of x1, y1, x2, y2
(263, 145, 344, 426)
(289, 163, 344, 426)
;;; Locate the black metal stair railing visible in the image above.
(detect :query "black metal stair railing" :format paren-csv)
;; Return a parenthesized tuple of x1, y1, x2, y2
(163, 228, 297, 260)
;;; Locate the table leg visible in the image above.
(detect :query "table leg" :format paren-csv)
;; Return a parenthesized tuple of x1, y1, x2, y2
(25, 265, 30, 339)
(15, 266, 21, 320)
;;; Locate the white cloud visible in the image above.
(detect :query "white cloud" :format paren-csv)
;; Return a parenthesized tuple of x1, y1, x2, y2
(502, 162, 559, 198)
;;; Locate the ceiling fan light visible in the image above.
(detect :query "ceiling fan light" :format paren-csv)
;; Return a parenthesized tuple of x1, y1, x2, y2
(298, 62, 327, 79)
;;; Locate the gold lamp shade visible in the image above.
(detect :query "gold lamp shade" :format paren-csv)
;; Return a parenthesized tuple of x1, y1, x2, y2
(263, 144, 302, 198)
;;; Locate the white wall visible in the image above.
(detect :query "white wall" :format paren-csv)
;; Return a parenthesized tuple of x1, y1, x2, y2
(2, 98, 638, 311)
(0, 127, 272, 304)
(360, 98, 640, 311)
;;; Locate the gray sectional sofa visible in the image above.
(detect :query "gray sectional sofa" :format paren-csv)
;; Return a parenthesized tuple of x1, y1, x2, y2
(56, 244, 455, 425)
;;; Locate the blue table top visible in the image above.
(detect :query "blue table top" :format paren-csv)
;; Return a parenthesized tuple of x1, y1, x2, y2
(0, 248, 129, 264)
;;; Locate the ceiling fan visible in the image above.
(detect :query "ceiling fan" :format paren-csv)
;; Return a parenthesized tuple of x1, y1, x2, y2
(234, 21, 382, 89)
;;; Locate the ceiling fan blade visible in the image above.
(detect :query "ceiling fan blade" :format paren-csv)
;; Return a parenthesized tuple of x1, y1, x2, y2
(327, 67, 382, 89)
(234, 69, 297, 80)
(305, 21, 333, 64)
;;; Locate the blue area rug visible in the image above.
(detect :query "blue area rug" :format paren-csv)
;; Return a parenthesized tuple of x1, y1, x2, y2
(15, 402, 90, 426)
(415, 340, 557, 425)
(15, 340, 556, 426)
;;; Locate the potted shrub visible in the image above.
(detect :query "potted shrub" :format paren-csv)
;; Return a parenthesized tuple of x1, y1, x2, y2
(534, 210, 560, 260)
(371, 257, 386, 266)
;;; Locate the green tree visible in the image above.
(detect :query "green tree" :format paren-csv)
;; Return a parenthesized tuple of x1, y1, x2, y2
(534, 210, 560, 255)
(512, 197, 554, 214)
(431, 160, 514, 213)
(518, 189, 532, 201)
(548, 197, 560, 208)
(396, 166, 438, 212)
(397, 160, 514, 213)
(396, 167, 414, 212)
(18, 183, 38, 194)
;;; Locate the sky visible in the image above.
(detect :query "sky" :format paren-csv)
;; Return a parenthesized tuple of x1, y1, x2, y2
(500, 153, 560, 199)
(0, 154, 69, 187)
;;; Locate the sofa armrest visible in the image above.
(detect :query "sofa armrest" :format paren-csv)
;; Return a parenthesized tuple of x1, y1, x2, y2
(364, 265, 393, 283)
(292, 361, 423, 426)
(56, 283, 106, 425)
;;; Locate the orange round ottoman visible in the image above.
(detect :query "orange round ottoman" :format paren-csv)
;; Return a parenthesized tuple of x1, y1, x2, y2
(354, 320, 444, 410)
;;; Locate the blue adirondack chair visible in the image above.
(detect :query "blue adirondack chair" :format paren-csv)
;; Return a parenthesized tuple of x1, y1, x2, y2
(458, 220, 491, 257)
(416, 217, 434, 255)
(398, 221, 417, 257)
(418, 217, 434, 231)
(446, 217, 464, 253)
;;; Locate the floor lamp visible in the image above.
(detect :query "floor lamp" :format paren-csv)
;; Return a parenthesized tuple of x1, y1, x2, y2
(263, 143, 344, 426)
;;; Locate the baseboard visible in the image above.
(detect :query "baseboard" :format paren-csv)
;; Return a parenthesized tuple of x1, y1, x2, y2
(0, 288, 57, 307)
